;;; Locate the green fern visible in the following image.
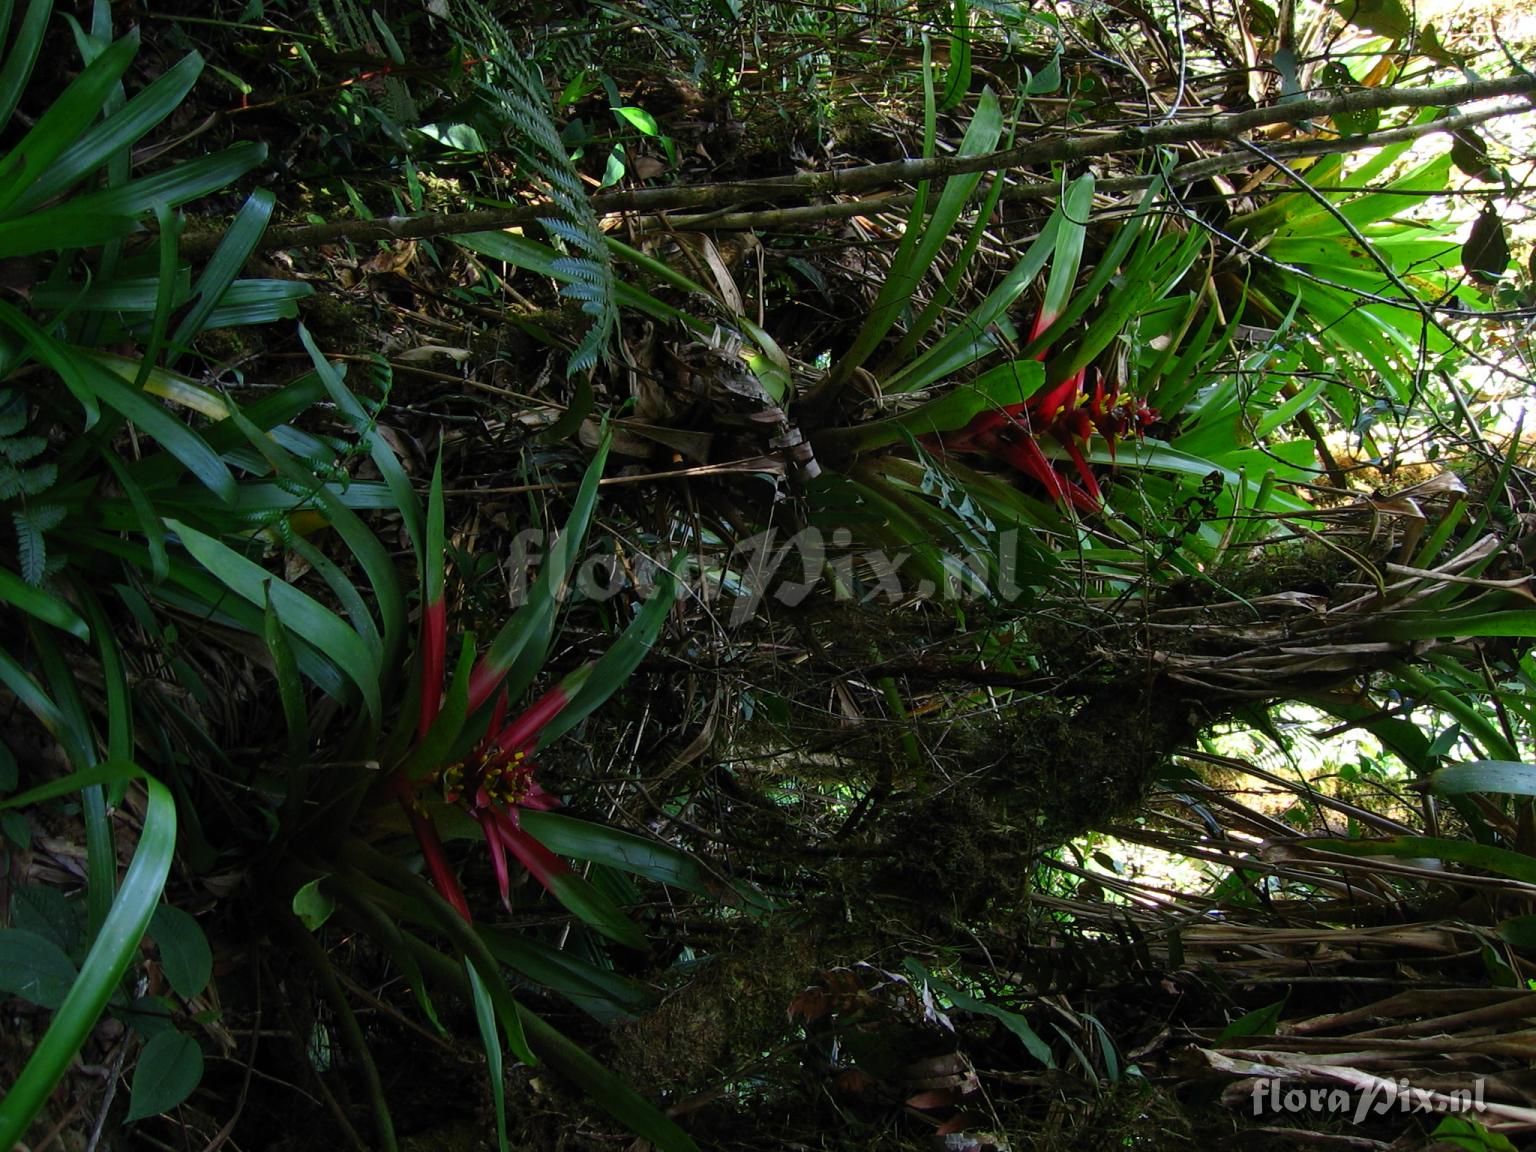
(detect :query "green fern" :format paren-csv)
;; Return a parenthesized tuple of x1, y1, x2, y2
(12, 504, 63, 586)
(0, 389, 61, 586)
(452, 2, 618, 375)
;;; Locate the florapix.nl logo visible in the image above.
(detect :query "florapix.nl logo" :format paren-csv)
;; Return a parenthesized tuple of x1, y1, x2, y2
(500, 525, 1040, 624)
(1250, 1074, 1487, 1125)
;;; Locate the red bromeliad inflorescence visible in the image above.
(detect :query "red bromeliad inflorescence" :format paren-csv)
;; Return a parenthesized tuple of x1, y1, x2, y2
(933, 309, 1156, 511)
(391, 595, 591, 923)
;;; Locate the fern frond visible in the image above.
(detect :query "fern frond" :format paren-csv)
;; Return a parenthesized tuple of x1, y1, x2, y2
(0, 460, 54, 499)
(0, 390, 27, 437)
(542, 219, 607, 261)
(13, 508, 46, 586)
(0, 391, 56, 502)
(0, 434, 46, 463)
(451, 0, 618, 377)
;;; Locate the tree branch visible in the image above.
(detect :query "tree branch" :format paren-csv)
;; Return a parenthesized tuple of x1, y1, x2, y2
(182, 72, 1536, 258)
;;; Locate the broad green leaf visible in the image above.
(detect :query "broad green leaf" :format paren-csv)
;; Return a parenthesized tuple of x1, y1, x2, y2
(1215, 997, 1287, 1042)
(148, 904, 211, 1000)
(0, 927, 79, 1009)
(1496, 914, 1536, 950)
(10, 886, 84, 960)
(1432, 761, 1536, 797)
(613, 106, 659, 135)
(1431, 1115, 1520, 1152)
(292, 878, 336, 932)
(125, 1030, 203, 1122)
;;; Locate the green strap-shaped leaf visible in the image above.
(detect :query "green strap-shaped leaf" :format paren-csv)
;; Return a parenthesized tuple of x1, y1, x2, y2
(170, 188, 275, 359)
(478, 924, 647, 1020)
(519, 810, 711, 895)
(0, 143, 268, 260)
(466, 961, 511, 1152)
(0, 0, 54, 131)
(820, 359, 1044, 457)
(537, 557, 684, 748)
(0, 30, 137, 215)
(0, 566, 87, 638)
(1431, 761, 1536, 797)
(168, 518, 382, 721)
(13, 50, 203, 214)
(0, 769, 175, 1149)
(469, 430, 612, 710)
(1303, 835, 1536, 884)
(515, 1006, 701, 1152)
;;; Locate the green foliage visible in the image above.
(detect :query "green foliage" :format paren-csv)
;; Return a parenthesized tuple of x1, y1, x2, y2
(1, 4, 1530, 1150)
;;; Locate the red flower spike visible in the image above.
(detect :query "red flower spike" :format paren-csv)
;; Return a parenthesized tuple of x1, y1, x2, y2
(417, 597, 447, 739)
(388, 775, 472, 922)
(1063, 407, 1094, 443)
(1026, 306, 1057, 351)
(1033, 368, 1086, 423)
(465, 660, 503, 717)
(995, 437, 1069, 505)
(1060, 439, 1104, 508)
(519, 780, 560, 811)
(490, 665, 591, 761)
(478, 808, 514, 910)
(486, 686, 508, 743)
(489, 805, 573, 893)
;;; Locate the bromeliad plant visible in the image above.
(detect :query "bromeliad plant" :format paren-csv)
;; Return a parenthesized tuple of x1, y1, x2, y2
(928, 256, 1160, 514)
(382, 431, 680, 945)
(161, 341, 706, 1151)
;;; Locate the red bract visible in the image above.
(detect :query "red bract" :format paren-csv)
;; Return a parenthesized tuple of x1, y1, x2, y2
(393, 591, 590, 921)
(932, 309, 1156, 510)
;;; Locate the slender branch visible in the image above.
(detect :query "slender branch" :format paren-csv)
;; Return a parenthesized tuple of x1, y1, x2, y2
(181, 73, 1536, 257)
(636, 97, 1527, 234)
